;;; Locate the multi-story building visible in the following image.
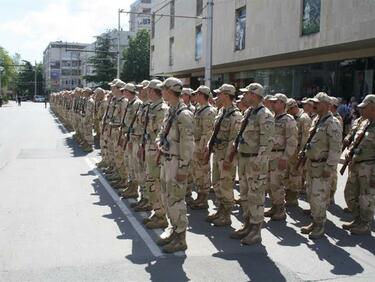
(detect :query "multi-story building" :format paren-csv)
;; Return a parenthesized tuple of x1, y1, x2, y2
(80, 30, 135, 88)
(150, 0, 375, 100)
(43, 41, 89, 92)
(129, 0, 152, 33)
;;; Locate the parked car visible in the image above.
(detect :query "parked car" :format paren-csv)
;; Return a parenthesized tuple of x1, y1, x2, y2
(34, 95, 46, 102)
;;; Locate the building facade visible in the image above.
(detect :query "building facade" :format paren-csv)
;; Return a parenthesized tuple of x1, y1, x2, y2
(150, 0, 375, 100)
(129, 0, 152, 33)
(43, 41, 89, 92)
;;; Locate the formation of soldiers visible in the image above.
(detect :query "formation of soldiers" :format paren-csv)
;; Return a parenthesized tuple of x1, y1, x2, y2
(50, 78, 375, 253)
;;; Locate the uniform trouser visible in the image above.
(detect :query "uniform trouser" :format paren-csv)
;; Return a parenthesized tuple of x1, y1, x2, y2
(344, 161, 375, 224)
(129, 136, 144, 187)
(192, 147, 210, 196)
(83, 119, 94, 145)
(306, 161, 331, 224)
(287, 154, 303, 193)
(112, 129, 127, 180)
(330, 165, 338, 196)
(239, 156, 267, 224)
(269, 152, 288, 206)
(160, 155, 188, 233)
(101, 125, 111, 165)
(212, 149, 235, 208)
(106, 127, 116, 169)
(146, 145, 165, 216)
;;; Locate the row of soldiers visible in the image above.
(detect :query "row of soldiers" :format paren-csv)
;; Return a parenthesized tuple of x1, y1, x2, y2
(50, 78, 375, 253)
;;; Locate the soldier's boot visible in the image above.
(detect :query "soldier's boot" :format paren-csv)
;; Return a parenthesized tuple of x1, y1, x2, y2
(230, 218, 252, 240)
(190, 193, 209, 210)
(131, 197, 146, 208)
(162, 231, 187, 253)
(212, 206, 232, 227)
(308, 222, 325, 239)
(285, 190, 299, 207)
(342, 217, 361, 230)
(241, 223, 262, 245)
(82, 143, 93, 153)
(107, 173, 121, 182)
(301, 222, 315, 234)
(157, 229, 176, 246)
(97, 160, 107, 168)
(185, 192, 194, 206)
(145, 215, 168, 229)
(271, 204, 287, 221)
(350, 222, 371, 235)
(121, 182, 139, 199)
(264, 205, 276, 217)
(206, 204, 223, 222)
(134, 200, 153, 212)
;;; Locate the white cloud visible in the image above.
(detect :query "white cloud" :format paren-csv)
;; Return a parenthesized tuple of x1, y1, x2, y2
(0, 0, 134, 62)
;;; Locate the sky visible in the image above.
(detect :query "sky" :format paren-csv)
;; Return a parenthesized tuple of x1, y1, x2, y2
(0, 0, 136, 63)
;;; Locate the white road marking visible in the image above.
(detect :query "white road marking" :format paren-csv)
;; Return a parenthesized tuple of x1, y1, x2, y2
(85, 157, 164, 258)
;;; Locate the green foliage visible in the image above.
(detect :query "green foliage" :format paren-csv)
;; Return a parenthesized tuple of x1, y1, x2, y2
(120, 29, 150, 83)
(0, 46, 17, 91)
(84, 34, 117, 89)
(14, 61, 44, 98)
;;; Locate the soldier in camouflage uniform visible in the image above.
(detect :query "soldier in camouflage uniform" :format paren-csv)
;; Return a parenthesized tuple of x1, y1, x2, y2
(81, 87, 95, 152)
(189, 85, 217, 210)
(230, 83, 274, 245)
(155, 77, 194, 253)
(301, 92, 342, 239)
(142, 80, 169, 229)
(93, 87, 106, 143)
(286, 98, 312, 206)
(264, 94, 298, 221)
(342, 94, 375, 235)
(97, 89, 113, 169)
(119, 83, 143, 198)
(205, 84, 242, 227)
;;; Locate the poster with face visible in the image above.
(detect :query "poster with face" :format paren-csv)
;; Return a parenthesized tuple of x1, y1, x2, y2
(235, 7, 246, 51)
(302, 0, 321, 35)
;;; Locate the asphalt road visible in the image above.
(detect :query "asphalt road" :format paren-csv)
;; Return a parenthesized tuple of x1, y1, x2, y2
(0, 101, 374, 282)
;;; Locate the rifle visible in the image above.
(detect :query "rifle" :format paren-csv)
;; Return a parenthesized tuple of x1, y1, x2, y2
(204, 108, 227, 164)
(123, 104, 141, 150)
(101, 96, 113, 135)
(340, 121, 371, 175)
(139, 104, 150, 162)
(296, 117, 322, 169)
(156, 108, 176, 165)
(117, 101, 130, 146)
(342, 118, 364, 152)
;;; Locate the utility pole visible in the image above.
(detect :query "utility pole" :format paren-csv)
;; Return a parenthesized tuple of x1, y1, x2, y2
(34, 61, 37, 99)
(117, 9, 122, 79)
(205, 0, 213, 88)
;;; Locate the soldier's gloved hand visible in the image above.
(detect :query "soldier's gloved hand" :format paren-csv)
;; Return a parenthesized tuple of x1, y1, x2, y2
(322, 164, 334, 178)
(278, 158, 287, 170)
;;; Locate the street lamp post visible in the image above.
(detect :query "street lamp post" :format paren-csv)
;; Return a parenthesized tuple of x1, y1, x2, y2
(0, 66, 4, 99)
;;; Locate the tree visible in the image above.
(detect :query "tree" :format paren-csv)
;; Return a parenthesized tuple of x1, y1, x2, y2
(14, 61, 44, 98)
(84, 33, 117, 89)
(0, 46, 17, 93)
(121, 29, 150, 83)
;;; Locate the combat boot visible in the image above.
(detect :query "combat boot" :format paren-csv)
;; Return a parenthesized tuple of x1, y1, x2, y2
(301, 222, 315, 234)
(162, 231, 187, 253)
(134, 201, 153, 212)
(342, 217, 360, 230)
(230, 218, 252, 240)
(206, 204, 223, 222)
(82, 144, 93, 153)
(308, 222, 325, 239)
(264, 205, 276, 217)
(190, 193, 209, 210)
(107, 173, 121, 182)
(241, 223, 262, 245)
(271, 205, 286, 221)
(157, 229, 176, 246)
(185, 192, 194, 205)
(145, 216, 168, 229)
(350, 222, 371, 235)
(97, 161, 107, 168)
(285, 190, 299, 207)
(121, 182, 138, 199)
(212, 206, 231, 227)
(131, 197, 146, 208)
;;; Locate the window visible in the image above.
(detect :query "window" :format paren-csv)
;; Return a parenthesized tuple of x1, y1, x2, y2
(169, 37, 174, 66)
(302, 0, 321, 35)
(142, 0, 151, 3)
(170, 0, 175, 29)
(143, 8, 151, 14)
(151, 12, 155, 38)
(195, 25, 202, 60)
(196, 0, 203, 16)
(235, 6, 246, 51)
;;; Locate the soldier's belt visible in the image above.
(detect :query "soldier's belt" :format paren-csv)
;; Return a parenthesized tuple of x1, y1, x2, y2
(161, 152, 179, 158)
(240, 153, 257, 158)
(271, 149, 284, 152)
(110, 124, 121, 128)
(309, 158, 327, 163)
